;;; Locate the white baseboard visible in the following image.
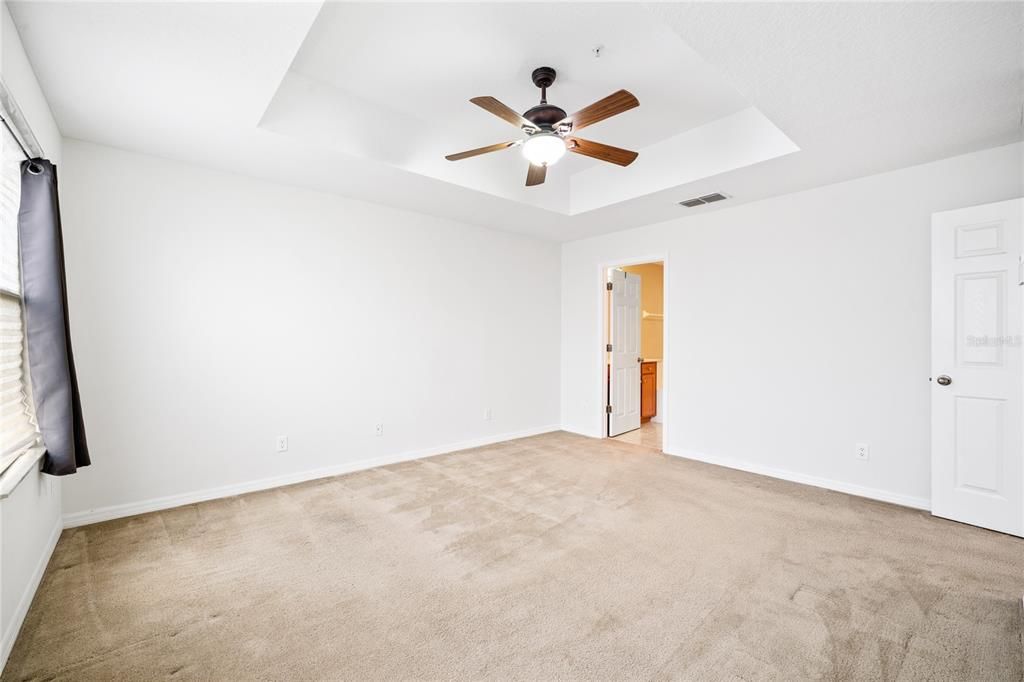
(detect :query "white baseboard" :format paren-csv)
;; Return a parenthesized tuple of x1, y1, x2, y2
(62, 425, 561, 528)
(0, 516, 61, 671)
(665, 447, 931, 511)
(560, 426, 602, 440)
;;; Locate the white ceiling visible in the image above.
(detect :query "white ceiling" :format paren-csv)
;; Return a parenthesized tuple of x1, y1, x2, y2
(294, 4, 748, 149)
(8, 2, 1023, 242)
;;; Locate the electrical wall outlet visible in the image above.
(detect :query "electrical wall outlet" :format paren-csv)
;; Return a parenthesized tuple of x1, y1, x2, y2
(276, 436, 289, 453)
(375, 423, 384, 437)
(855, 443, 870, 461)
(484, 408, 493, 421)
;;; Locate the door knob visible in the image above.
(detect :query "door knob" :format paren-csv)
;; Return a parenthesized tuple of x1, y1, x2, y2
(936, 375, 952, 386)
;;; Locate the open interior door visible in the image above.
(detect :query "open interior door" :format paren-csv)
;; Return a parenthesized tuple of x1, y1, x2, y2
(608, 269, 641, 437)
(931, 198, 1024, 537)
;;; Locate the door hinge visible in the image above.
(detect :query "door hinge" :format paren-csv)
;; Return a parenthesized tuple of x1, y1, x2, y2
(606, 343, 613, 352)
(605, 405, 613, 414)
(606, 282, 613, 290)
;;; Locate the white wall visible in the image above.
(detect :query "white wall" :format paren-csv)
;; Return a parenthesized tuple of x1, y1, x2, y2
(562, 142, 1024, 508)
(58, 139, 561, 522)
(0, 1, 64, 669)
(0, 471, 59, 667)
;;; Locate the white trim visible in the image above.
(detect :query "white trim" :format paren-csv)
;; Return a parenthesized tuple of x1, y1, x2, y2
(0, 515, 61, 671)
(666, 447, 931, 510)
(0, 446, 45, 500)
(0, 77, 44, 158)
(63, 425, 561, 528)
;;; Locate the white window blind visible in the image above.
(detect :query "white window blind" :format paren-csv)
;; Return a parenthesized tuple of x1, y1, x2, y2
(0, 130, 19, 293)
(0, 126, 39, 476)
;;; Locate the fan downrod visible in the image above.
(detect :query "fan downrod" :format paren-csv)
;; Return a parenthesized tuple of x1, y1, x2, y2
(525, 66, 566, 128)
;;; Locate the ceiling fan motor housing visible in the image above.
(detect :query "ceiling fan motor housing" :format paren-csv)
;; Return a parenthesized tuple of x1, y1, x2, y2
(524, 104, 567, 129)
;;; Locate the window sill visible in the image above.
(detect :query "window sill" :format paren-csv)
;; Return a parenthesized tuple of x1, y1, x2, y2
(0, 446, 45, 500)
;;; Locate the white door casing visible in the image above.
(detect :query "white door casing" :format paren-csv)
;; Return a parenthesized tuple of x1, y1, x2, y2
(931, 198, 1024, 537)
(609, 269, 641, 437)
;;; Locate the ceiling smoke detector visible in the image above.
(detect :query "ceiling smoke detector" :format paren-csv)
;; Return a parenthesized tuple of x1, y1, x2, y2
(679, 193, 729, 208)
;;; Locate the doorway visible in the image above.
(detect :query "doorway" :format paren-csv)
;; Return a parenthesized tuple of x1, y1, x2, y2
(604, 260, 664, 451)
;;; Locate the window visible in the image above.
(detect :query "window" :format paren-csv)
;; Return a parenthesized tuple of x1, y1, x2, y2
(0, 125, 39, 476)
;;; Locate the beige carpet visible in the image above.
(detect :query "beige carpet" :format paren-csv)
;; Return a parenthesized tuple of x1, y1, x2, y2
(4, 432, 1023, 680)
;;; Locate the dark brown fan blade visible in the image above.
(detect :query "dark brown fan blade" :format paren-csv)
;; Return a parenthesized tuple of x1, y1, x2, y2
(445, 141, 520, 161)
(566, 137, 638, 166)
(525, 163, 547, 186)
(558, 90, 639, 132)
(470, 96, 539, 132)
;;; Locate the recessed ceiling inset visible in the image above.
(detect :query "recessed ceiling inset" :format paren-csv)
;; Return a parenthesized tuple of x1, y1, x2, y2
(445, 67, 639, 187)
(262, 3, 802, 217)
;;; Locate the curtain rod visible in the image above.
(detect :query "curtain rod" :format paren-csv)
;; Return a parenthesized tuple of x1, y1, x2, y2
(0, 115, 42, 174)
(0, 77, 45, 174)
(0, 114, 29, 159)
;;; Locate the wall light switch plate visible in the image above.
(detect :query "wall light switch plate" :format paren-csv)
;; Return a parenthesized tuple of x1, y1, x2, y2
(855, 443, 870, 461)
(484, 408, 493, 421)
(276, 436, 288, 453)
(375, 424, 384, 437)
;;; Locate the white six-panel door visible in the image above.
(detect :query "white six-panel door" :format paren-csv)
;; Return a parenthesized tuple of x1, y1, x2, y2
(931, 198, 1024, 537)
(609, 270, 641, 437)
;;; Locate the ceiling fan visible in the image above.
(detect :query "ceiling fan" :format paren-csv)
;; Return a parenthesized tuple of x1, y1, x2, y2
(445, 67, 639, 187)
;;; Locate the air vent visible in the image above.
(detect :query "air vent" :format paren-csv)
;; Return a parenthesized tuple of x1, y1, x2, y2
(679, 192, 729, 208)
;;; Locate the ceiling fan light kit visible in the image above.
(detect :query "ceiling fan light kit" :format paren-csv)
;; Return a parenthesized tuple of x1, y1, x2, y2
(445, 66, 639, 187)
(522, 132, 566, 166)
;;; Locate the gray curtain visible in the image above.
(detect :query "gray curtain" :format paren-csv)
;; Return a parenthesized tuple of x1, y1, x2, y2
(18, 159, 89, 475)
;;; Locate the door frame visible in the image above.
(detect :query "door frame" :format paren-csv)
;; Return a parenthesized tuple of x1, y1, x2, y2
(598, 253, 670, 447)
